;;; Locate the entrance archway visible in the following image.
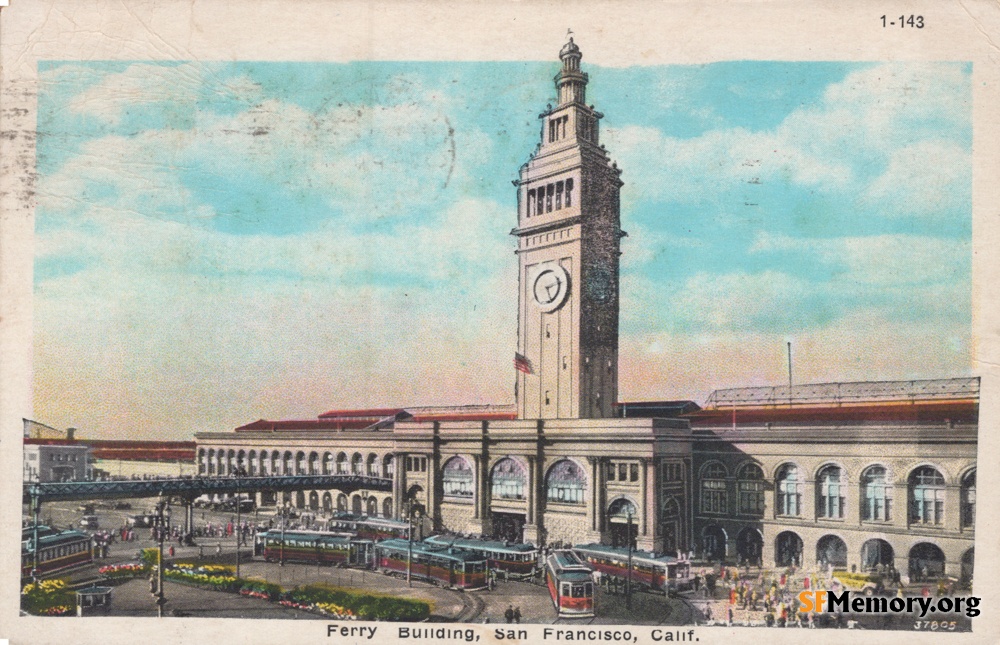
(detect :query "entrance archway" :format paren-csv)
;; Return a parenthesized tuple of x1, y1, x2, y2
(860, 539, 894, 571)
(908, 543, 946, 582)
(816, 535, 848, 568)
(607, 498, 637, 549)
(491, 512, 525, 543)
(775, 531, 803, 567)
(660, 497, 681, 554)
(736, 527, 763, 566)
(295, 490, 305, 509)
(337, 493, 348, 512)
(352, 494, 363, 514)
(701, 525, 727, 561)
(961, 548, 974, 588)
(308, 491, 319, 511)
(322, 492, 333, 512)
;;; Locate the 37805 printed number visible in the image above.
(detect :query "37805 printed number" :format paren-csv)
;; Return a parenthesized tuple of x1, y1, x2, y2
(882, 15, 924, 28)
(914, 621, 957, 631)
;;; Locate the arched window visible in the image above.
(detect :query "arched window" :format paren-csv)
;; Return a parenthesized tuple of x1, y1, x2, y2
(352, 453, 364, 475)
(700, 462, 728, 514)
(322, 452, 333, 475)
(295, 451, 306, 475)
(817, 465, 845, 519)
(861, 465, 892, 522)
(491, 458, 525, 500)
(383, 454, 395, 478)
(776, 464, 802, 517)
(737, 463, 765, 515)
(282, 451, 293, 476)
(206, 449, 214, 475)
(247, 450, 257, 475)
(442, 456, 474, 498)
(546, 459, 586, 504)
(367, 454, 380, 477)
(336, 452, 348, 475)
(337, 493, 348, 512)
(382, 497, 393, 519)
(909, 466, 945, 526)
(961, 469, 976, 529)
(308, 452, 319, 475)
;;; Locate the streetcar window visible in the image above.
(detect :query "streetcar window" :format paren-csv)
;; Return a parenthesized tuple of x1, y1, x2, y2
(561, 583, 570, 596)
(585, 582, 593, 595)
(572, 584, 585, 598)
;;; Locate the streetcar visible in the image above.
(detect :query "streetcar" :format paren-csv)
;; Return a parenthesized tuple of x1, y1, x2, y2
(374, 538, 488, 589)
(259, 530, 373, 567)
(21, 526, 93, 579)
(572, 543, 692, 594)
(424, 534, 538, 579)
(545, 549, 595, 617)
(356, 517, 410, 541)
(324, 512, 362, 533)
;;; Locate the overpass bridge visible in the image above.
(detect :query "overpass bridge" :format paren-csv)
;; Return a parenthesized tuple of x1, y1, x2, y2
(22, 474, 392, 504)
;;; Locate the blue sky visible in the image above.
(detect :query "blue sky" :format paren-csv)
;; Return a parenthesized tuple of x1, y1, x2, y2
(32, 58, 972, 439)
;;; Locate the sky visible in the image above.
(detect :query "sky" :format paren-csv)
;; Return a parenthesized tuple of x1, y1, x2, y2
(32, 57, 973, 440)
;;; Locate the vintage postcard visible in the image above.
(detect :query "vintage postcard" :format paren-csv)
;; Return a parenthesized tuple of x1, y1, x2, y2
(2, 1, 999, 644)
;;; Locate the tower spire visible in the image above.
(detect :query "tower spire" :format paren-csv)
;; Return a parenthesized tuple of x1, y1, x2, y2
(556, 37, 587, 106)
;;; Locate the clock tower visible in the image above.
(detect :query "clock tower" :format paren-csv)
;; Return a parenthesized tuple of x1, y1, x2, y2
(513, 38, 624, 420)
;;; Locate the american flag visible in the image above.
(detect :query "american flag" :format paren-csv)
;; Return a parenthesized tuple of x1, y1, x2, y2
(514, 352, 533, 375)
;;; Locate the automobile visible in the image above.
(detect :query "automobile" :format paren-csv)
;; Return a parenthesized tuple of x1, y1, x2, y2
(80, 515, 100, 529)
(127, 514, 154, 528)
(77, 503, 95, 514)
(112, 501, 132, 510)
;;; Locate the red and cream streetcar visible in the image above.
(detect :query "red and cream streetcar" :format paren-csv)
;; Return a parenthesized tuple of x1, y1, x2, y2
(545, 549, 595, 617)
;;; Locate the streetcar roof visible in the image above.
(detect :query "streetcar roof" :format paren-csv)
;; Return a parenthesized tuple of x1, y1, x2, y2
(424, 534, 538, 554)
(572, 543, 683, 565)
(260, 529, 352, 542)
(548, 549, 591, 572)
(376, 538, 487, 563)
(22, 529, 90, 552)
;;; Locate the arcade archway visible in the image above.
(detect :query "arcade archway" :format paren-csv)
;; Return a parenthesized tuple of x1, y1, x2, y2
(736, 527, 763, 566)
(775, 531, 803, 567)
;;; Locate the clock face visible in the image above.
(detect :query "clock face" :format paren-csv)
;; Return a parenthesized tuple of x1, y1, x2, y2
(531, 263, 570, 312)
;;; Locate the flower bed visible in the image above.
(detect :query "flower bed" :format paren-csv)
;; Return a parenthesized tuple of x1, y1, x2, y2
(99, 562, 147, 581)
(21, 579, 75, 616)
(164, 566, 241, 592)
(289, 584, 430, 622)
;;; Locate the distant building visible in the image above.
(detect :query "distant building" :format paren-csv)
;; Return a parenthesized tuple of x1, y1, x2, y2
(23, 439, 92, 483)
(21, 418, 196, 480)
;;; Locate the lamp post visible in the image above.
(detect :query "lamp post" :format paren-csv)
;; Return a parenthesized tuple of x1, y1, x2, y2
(279, 502, 288, 567)
(235, 466, 245, 579)
(626, 508, 633, 611)
(153, 493, 171, 618)
(404, 500, 414, 587)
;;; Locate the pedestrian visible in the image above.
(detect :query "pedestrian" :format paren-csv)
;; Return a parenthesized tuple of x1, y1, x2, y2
(504, 605, 514, 624)
(168, 545, 175, 557)
(513, 607, 521, 624)
(216, 542, 222, 557)
(199, 545, 204, 560)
